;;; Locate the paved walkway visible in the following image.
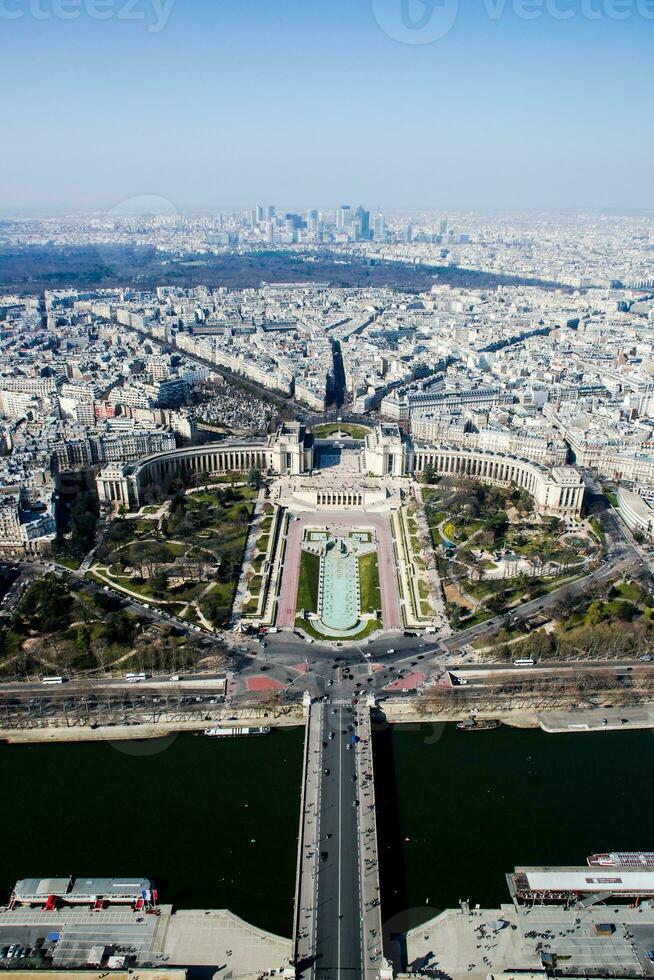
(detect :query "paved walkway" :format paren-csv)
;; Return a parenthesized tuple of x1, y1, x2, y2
(400, 906, 528, 979)
(355, 704, 387, 976)
(277, 512, 402, 630)
(161, 908, 293, 975)
(232, 487, 266, 623)
(401, 901, 654, 979)
(539, 703, 654, 733)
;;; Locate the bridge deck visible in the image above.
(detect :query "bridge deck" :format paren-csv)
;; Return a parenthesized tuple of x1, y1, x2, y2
(293, 699, 388, 979)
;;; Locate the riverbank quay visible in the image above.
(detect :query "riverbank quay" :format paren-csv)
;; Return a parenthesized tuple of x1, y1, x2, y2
(0, 903, 293, 978)
(0, 705, 304, 744)
(539, 702, 654, 732)
(380, 698, 654, 733)
(0, 972, 186, 980)
(4, 695, 654, 745)
(379, 700, 539, 728)
(394, 899, 654, 979)
(160, 909, 293, 975)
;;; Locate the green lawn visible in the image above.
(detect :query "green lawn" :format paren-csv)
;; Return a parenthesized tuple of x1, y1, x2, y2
(603, 488, 619, 508)
(95, 485, 258, 629)
(296, 551, 320, 613)
(359, 552, 381, 614)
(312, 423, 371, 440)
(613, 580, 646, 604)
(55, 555, 83, 571)
(442, 522, 458, 542)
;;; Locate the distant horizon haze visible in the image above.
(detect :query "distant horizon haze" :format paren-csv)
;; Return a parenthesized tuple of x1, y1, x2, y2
(1, 0, 652, 211)
(1, 204, 654, 221)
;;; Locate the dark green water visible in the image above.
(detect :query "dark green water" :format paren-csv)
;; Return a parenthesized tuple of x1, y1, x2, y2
(0, 729, 304, 937)
(3, 723, 652, 940)
(374, 723, 654, 932)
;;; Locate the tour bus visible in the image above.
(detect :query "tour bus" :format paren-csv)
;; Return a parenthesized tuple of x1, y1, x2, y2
(41, 676, 64, 685)
(513, 658, 535, 667)
(125, 672, 148, 683)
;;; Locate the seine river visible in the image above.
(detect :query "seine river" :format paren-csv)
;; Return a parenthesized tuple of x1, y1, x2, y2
(1, 723, 652, 938)
(375, 723, 654, 931)
(0, 729, 304, 937)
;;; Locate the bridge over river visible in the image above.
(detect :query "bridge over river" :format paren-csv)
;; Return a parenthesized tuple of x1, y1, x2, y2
(293, 698, 393, 978)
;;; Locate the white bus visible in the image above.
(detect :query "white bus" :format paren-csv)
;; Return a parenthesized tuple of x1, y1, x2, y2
(125, 672, 148, 683)
(514, 658, 535, 667)
(41, 676, 64, 685)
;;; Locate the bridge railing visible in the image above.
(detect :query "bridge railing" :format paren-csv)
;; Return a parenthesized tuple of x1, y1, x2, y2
(292, 698, 314, 971)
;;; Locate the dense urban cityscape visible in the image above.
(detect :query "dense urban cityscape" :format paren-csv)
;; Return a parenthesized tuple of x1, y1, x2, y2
(2, 0, 654, 974)
(2, 207, 654, 560)
(0, 203, 653, 978)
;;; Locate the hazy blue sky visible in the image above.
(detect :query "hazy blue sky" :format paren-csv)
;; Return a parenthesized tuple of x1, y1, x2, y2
(1, 0, 653, 212)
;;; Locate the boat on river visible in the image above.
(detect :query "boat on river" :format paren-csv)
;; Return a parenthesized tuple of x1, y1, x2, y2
(204, 726, 271, 737)
(456, 718, 501, 731)
(587, 852, 654, 867)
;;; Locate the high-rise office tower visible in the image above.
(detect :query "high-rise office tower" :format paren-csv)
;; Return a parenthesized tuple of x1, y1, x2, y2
(256, 204, 264, 223)
(284, 213, 303, 230)
(337, 204, 352, 229)
(356, 206, 371, 240)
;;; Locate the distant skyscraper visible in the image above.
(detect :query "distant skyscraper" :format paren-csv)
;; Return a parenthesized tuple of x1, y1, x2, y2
(356, 206, 371, 240)
(337, 205, 352, 229)
(373, 212, 386, 240)
(256, 204, 264, 222)
(266, 205, 276, 219)
(439, 219, 448, 236)
(307, 209, 319, 236)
